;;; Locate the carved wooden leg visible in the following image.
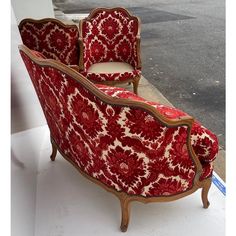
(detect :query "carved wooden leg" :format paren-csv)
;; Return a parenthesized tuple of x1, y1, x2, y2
(132, 76, 140, 95)
(201, 179, 212, 208)
(120, 196, 131, 232)
(50, 140, 57, 161)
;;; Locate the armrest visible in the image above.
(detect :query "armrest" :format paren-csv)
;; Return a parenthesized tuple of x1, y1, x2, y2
(95, 83, 221, 180)
(78, 38, 84, 70)
(126, 36, 142, 70)
(135, 36, 142, 70)
(96, 84, 192, 122)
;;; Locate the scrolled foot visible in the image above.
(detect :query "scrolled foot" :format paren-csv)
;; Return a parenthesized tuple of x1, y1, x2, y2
(120, 223, 128, 232)
(119, 196, 131, 232)
(50, 140, 57, 161)
(201, 179, 212, 209)
(203, 200, 210, 209)
(50, 153, 56, 161)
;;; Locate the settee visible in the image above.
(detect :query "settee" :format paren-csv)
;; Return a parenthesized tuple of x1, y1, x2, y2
(19, 44, 218, 232)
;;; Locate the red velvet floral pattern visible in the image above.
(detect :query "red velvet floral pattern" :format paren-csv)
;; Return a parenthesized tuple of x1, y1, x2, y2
(96, 84, 146, 101)
(96, 84, 219, 179)
(80, 8, 141, 82)
(200, 162, 214, 181)
(20, 51, 218, 197)
(19, 19, 79, 65)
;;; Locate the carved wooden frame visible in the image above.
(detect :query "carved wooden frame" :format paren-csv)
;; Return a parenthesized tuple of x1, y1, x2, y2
(19, 44, 212, 232)
(78, 7, 142, 94)
(18, 17, 80, 30)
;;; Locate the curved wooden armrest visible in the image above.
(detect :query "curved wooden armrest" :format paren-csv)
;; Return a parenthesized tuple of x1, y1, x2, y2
(146, 107, 195, 128)
(135, 36, 142, 69)
(172, 115, 194, 122)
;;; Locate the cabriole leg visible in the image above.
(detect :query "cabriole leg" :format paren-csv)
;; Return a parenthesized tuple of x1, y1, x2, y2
(120, 196, 131, 232)
(201, 178, 212, 208)
(50, 139, 57, 161)
(132, 77, 140, 95)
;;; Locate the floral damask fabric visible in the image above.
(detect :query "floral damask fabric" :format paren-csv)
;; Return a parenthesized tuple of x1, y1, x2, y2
(80, 8, 141, 82)
(96, 84, 219, 166)
(19, 19, 79, 65)
(20, 50, 218, 197)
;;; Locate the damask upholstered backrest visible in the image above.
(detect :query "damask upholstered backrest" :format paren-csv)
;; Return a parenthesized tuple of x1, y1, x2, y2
(19, 18, 80, 65)
(19, 45, 201, 197)
(80, 7, 141, 70)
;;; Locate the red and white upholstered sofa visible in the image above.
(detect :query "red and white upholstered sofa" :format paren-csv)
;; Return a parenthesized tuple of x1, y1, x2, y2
(19, 44, 218, 232)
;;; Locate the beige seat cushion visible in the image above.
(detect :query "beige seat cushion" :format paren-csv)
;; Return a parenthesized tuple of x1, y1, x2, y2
(87, 62, 134, 73)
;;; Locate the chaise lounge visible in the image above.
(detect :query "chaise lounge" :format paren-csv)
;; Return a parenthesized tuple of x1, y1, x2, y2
(19, 44, 218, 232)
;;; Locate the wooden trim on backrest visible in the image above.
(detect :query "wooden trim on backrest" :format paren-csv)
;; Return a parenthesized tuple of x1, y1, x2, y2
(79, 7, 141, 38)
(18, 44, 203, 183)
(18, 17, 79, 31)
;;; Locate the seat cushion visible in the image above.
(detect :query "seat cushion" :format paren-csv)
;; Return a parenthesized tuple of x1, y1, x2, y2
(96, 84, 219, 179)
(88, 62, 134, 73)
(81, 62, 141, 82)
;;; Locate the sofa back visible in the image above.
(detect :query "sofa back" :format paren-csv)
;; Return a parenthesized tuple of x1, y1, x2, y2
(80, 7, 141, 70)
(19, 45, 201, 197)
(19, 18, 79, 65)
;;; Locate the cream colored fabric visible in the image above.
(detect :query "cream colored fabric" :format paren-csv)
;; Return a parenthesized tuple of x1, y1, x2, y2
(87, 62, 134, 73)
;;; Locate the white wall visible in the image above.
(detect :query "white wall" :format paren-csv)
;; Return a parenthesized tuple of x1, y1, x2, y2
(11, 6, 46, 236)
(12, 0, 54, 23)
(11, 6, 46, 134)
